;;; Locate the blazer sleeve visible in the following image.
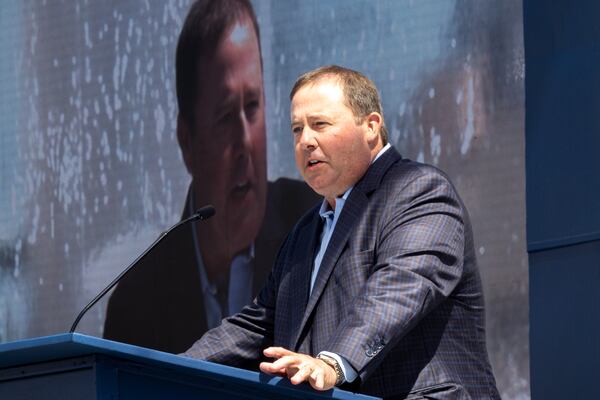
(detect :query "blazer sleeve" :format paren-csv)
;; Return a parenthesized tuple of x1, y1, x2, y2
(325, 166, 467, 381)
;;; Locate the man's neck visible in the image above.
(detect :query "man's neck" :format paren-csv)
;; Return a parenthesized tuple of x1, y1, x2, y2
(196, 225, 231, 284)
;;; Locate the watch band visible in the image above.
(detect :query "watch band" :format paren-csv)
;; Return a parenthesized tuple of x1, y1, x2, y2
(317, 354, 344, 386)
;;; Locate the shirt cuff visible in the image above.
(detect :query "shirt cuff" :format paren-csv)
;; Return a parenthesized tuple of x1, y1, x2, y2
(317, 351, 358, 384)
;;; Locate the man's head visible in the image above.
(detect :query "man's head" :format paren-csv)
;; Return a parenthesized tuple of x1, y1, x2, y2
(176, 0, 267, 259)
(290, 66, 386, 206)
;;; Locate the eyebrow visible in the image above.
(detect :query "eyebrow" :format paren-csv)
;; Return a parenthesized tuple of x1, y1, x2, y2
(296, 113, 330, 123)
(214, 87, 261, 114)
(215, 96, 236, 115)
(290, 113, 332, 129)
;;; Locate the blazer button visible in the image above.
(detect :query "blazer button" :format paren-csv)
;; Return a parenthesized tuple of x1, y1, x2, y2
(365, 348, 374, 357)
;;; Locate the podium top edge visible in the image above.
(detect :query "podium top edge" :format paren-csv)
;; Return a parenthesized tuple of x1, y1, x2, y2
(0, 333, 379, 400)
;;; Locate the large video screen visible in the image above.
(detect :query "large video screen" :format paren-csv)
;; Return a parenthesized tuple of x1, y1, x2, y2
(0, 1, 527, 397)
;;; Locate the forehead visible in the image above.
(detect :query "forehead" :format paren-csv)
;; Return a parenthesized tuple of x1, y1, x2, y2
(202, 17, 260, 73)
(229, 20, 251, 46)
(194, 19, 262, 102)
(291, 78, 348, 116)
(294, 76, 342, 99)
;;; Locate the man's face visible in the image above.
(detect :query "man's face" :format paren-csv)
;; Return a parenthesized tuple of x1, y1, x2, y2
(179, 18, 267, 257)
(291, 78, 374, 205)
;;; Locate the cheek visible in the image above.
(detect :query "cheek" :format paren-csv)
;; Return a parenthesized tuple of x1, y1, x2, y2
(249, 112, 267, 152)
(249, 131, 267, 191)
(336, 138, 366, 175)
(194, 158, 225, 193)
(294, 145, 305, 174)
(251, 131, 267, 163)
(190, 143, 230, 194)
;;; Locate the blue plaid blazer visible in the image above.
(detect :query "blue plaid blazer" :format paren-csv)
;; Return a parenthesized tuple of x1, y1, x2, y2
(183, 147, 500, 399)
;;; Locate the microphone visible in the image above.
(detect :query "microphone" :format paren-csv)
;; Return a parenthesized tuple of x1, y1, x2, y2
(69, 205, 216, 333)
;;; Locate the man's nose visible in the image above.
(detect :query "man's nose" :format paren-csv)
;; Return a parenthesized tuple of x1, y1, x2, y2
(232, 110, 252, 157)
(298, 127, 318, 151)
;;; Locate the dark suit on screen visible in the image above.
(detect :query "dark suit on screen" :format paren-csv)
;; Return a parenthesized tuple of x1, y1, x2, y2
(183, 147, 500, 399)
(103, 178, 319, 354)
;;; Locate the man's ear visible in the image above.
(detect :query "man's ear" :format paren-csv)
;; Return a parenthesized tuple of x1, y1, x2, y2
(365, 112, 383, 145)
(177, 113, 194, 175)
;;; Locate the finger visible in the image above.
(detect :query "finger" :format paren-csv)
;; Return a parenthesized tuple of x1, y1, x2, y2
(314, 368, 325, 390)
(260, 361, 283, 374)
(290, 364, 312, 385)
(259, 362, 287, 376)
(263, 347, 295, 358)
(309, 368, 324, 390)
(262, 355, 298, 373)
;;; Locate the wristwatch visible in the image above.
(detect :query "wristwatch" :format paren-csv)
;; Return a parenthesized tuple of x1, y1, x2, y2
(317, 354, 344, 386)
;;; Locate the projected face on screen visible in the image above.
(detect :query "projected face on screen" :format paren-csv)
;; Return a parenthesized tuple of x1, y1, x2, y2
(178, 17, 267, 260)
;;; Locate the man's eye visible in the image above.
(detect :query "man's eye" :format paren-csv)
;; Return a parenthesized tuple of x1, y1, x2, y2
(218, 111, 234, 124)
(245, 100, 260, 120)
(292, 126, 302, 135)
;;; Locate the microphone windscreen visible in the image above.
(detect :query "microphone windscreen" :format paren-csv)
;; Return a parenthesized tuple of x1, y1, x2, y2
(195, 205, 216, 220)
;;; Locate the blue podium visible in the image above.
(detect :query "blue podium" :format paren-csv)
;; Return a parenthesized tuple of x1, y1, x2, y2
(0, 334, 378, 399)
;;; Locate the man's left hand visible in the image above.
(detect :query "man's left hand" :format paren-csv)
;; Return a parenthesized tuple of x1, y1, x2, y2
(259, 347, 337, 390)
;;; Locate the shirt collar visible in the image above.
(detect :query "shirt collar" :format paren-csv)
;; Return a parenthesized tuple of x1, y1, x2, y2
(373, 142, 392, 163)
(319, 187, 352, 219)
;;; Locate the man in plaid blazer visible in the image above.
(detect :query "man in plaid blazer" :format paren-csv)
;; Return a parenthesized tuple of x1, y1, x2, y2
(183, 65, 500, 399)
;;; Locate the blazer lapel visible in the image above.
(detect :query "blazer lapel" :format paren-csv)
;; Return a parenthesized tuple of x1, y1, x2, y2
(293, 147, 402, 350)
(288, 211, 322, 349)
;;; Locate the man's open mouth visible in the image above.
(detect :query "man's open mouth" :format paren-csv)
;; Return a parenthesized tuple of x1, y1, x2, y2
(232, 181, 251, 196)
(307, 159, 322, 168)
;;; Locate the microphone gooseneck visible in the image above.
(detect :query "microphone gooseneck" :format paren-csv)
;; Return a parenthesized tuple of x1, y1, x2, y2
(69, 205, 216, 333)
